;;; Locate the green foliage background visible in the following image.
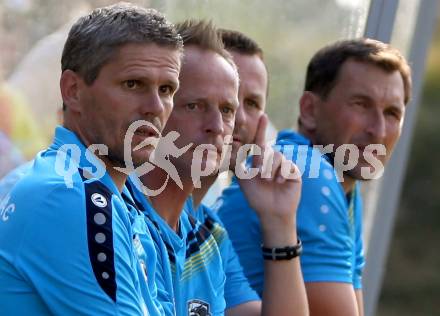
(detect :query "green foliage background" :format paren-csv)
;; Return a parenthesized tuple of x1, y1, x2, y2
(1, 0, 369, 130)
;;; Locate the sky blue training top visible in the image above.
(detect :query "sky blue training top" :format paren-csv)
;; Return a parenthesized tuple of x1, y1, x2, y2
(216, 130, 365, 296)
(128, 176, 226, 316)
(0, 126, 164, 316)
(188, 200, 260, 309)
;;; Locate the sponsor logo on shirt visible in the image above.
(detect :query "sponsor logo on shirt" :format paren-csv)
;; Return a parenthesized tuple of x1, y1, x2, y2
(188, 299, 211, 316)
(91, 193, 108, 208)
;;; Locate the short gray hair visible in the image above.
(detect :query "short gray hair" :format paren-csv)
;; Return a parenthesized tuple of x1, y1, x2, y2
(61, 2, 183, 85)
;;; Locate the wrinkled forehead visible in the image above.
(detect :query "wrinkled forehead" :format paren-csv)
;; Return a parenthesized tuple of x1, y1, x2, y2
(181, 46, 238, 83)
(333, 60, 405, 101)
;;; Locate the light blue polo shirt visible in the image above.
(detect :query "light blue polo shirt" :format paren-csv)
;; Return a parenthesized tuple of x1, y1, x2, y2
(189, 200, 260, 309)
(0, 126, 163, 315)
(128, 176, 226, 316)
(216, 130, 365, 296)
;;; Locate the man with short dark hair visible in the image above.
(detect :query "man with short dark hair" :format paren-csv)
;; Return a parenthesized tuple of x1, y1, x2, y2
(0, 3, 182, 315)
(128, 22, 308, 316)
(217, 38, 411, 316)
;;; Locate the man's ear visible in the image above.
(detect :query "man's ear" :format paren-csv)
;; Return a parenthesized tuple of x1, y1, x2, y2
(60, 70, 83, 113)
(299, 91, 319, 131)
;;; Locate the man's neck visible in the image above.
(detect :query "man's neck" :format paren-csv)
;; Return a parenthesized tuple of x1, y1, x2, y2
(63, 122, 127, 192)
(192, 174, 218, 208)
(106, 164, 127, 193)
(298, 126, 312, 141)
(142, 167, 193, 231)
(341, 176, 356, 194)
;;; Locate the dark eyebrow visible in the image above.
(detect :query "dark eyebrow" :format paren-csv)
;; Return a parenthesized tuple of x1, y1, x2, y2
(245, 93, 264, 101)
(349, 93, 373, 102)
(386, 103, 404, 115)
(350, 94, 404, 112)
(224, 99, 239, 110)
(163, 78, 179, 90)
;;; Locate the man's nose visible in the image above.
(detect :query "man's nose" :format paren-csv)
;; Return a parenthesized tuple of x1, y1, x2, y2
(234, 104, 247, 128)
(204, 109, 224, 136)
(366, 110, 387, 142)
(140, 91, 165, 116)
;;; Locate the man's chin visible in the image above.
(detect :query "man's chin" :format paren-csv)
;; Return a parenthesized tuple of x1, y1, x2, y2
(227, 158, 237, 173)
(222, 151, 237, 172)
(200, 158, 220, 175)
(131, 149, 154, 168)
(345, 164, 385, 182)
(231, 141, 242, 152)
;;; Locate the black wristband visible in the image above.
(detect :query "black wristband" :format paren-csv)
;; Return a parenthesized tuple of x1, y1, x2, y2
(261, 239, 302, 260)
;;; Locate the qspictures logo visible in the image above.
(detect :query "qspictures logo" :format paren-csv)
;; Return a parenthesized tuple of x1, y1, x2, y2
(54, 120, 387, 195)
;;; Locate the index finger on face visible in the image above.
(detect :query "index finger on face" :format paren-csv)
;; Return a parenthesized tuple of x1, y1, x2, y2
(253, 113, 268, 149)
(252, 114, 268, 168)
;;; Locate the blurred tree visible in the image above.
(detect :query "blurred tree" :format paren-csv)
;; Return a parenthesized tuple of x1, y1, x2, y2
(164, 0, 369, 129)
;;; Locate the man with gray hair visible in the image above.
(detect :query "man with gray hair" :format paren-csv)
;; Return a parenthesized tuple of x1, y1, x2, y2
(0, 3, 182, 315)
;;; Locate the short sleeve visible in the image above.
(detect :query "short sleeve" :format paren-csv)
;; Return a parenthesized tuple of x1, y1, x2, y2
(297, 163, 355, 285)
